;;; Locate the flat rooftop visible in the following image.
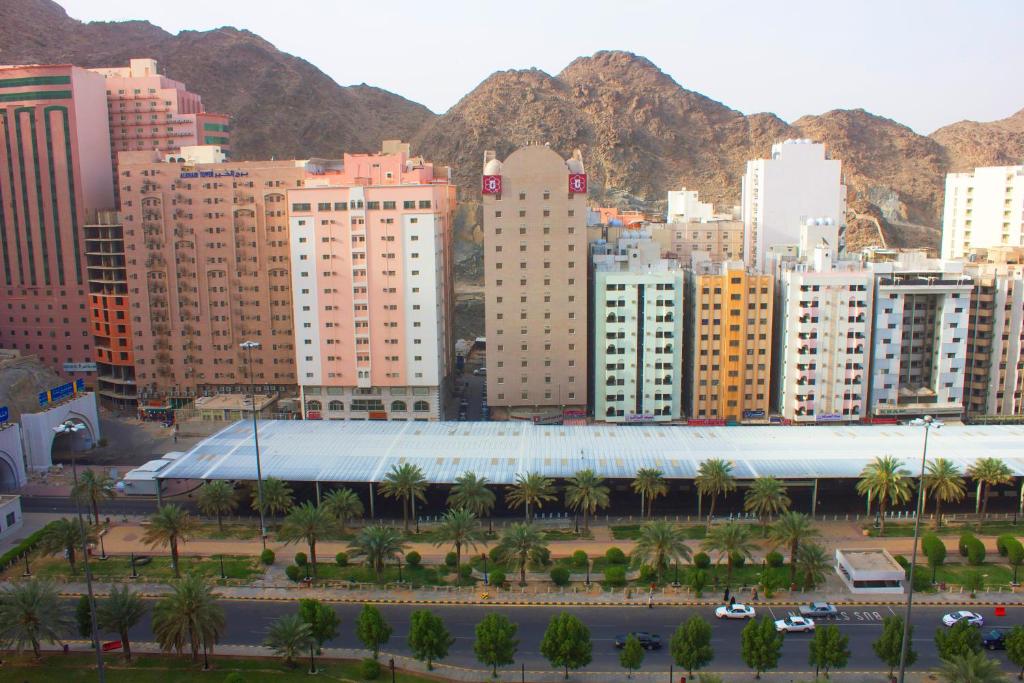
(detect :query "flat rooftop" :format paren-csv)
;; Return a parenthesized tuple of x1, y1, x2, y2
(838, 548, 904, 573)
(151, 420, 1024, 485)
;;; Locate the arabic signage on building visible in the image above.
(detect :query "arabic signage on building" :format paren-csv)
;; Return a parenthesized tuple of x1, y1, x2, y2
(38, 379, 86, 408)
(179, 170, 250, 179)
(0, 406, 8, 423)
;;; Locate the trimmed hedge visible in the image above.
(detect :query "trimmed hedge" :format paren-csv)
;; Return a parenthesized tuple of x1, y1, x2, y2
(572, 550, 588, 567)
(294, 552, 308, 567)
(604, 565, 627, 586)
(550, 566, 571, 586)
(766, 551, 784, 568)
(966, 537, 986, 566)
(487, 570, 506, 588)
(335, 552, 348, 567)
(923, 535, 947, 567)
(405, 551, 421, 567)
(445, 551, 458, 567)
(729, 552, 746, 569)
(959, 532, 976, 557)
(693, 552, 711, 569)
(997, 534, 1017, 557)
(259, 549, 275, 566)
(605, 547, 627, 565)
(285, 564, 302, 582)
(359, 657, 381, 679)
(0, 520, 59, 572)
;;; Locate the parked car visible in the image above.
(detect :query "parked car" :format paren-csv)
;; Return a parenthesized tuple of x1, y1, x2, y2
(942, 611, 984, 627)
(982, 630, 1006, 650)
(473, 367, 486, 376)
(715, 603, 756, 619)
(614, 632, 662, 650)
(775, 616, 816, 633)
(799, 602, 838, 619)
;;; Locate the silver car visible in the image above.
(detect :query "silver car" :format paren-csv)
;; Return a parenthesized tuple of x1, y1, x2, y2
(799, 602, 838, 619)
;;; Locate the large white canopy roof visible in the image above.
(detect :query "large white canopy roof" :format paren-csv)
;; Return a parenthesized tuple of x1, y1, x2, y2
(152, 420, 1024, 485)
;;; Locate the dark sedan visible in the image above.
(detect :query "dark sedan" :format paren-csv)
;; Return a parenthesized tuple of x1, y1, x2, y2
(982, 630, 1006, 650)
(614, 632, 662, 650)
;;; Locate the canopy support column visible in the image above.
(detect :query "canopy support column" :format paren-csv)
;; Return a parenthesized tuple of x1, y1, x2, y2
(369, 482, 375, 520)
(315, 481, 322, 506)
(811, 478, 819, 518)
(155, 479, 163, 508)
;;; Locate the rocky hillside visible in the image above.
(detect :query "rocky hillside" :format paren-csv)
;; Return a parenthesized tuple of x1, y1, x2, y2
(931, 108, 1024, 172)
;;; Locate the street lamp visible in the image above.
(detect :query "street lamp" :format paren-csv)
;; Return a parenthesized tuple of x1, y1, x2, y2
(482, 553, 488, 585)
(389, 657, 396, 683)
(240, 341, 268, 550)
(53, 420, 105, 682)
(897, 415, 942, 683)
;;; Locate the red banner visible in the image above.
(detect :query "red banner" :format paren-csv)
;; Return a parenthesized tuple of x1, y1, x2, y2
(481, 175, 502, 195)
(306, 411, 322, 420)
(568, 174, 587, 194)
(102, 641, 122, 652)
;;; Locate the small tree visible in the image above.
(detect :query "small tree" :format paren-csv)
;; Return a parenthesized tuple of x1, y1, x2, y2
(474, 613, 518, 678)
(540, 612, 593, 680)
(1009, 540, 1024, 584)
(298, 599, 339, 654)
(740, 617, 784, 679)
(96, 585, 146, 662)
(407, 609, 453, 671)
(808, 624, 850, 678)
(620, 634, 645, 678)
(936, 620, 982, 660)
(263, 614, 313, 669)
(1004, 625, 1024, 679)
(75, 595, 93, 639)
(927, 536, 947, 583)
(356, 604, 392, 659)
(873, 616, 916, 677)
(670, 615, 714, 676)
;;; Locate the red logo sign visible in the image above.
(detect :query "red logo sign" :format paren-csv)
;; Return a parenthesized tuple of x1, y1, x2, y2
(568, 174, 587, 194)
(306, 411, 322, 420)
(481, 175, 502, 195)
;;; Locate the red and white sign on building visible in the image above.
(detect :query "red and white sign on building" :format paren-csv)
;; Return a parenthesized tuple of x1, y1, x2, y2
(481, 175, 502, 195)
(568, 173, 587, 194)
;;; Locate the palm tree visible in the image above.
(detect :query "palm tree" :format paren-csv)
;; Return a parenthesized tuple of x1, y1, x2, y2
(196, 480, 237, 532)
(968, 458, 1013, 518)
(278, 502, 338, 578)
(252, 477, 294, 522)
(448, 472, 496, 531)
(0, 580, 71, 658)
(142, 504, 197, 578)
(96, 585, 147, 662)
(702, 521, 756, 588)
(71, 469, 116, 526)
(321, 487, 364, 535)
(347, 524, 407, 581)
(433, 508, 484, 580)
(152, 574, 226, 661)
(856, 455, 913, 533)
(505, 472, 558, 522)
(630, 520, 692, 581)
(631, 468, 668, 518)
(379, 463, 428, 533)
(695, 459, 736, 528)
(38, 517, 94, 574)
(923, 458, 966, 528)
(493, 523, 548, 587)
(937, 650, 1006, 683)
(768, 511, 819, 584)
(264, 613, 314, 669)
(794, 542, 830, 590)
(744, 477, 791, 533)
(564, 469, 610, 532)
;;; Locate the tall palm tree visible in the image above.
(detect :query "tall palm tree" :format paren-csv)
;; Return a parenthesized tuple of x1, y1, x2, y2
(96, 585, 147, 662)
(695, 459, 736, 528)
(744, 477, 791, 533)
(264, 614, 314, 669)
(142, 504, 197, 578)
(794, 542, 830, 590)
(0, 580, 70, 658)
(152, 574, 226, 661)
(768, 511, 819, 584)
(71, 469, 116, 526)
(278, 502, 338, 578)
(493, 523, 549, 587)
(564, 469, 610, 532)
(923, 458, 966, 528)
(505, 472, 558, 522)
(701, 521, 756, 588)
(347, 524, 408, 581)
(856, 455, 913, 533)
(322, 487, 364, 535)
(937, 650, 1006, 683)
(630, 520, 692, 581)
(968, 458, 1013, 518)
(379, 463, 428, 533)
(448, 472, 496, 531)
(631, 468, 668, 518)
(252, 477, 294, 522)
(433, 509, 485, 580)
(38, 517, 94, 574)
(196, 480, 237, 532)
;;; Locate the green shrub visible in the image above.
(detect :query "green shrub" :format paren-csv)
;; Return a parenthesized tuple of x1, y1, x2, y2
(405, 551, 421, 567)
(765, 551, 784, 568)
(959, 532, 976, 557)
(729, 552, 746, 569)
(911, 571, 931, 592)
(533, 547, 551, 567)
(335, 552, 349, 567)
(604, 565, 627, 587)
(550, 566, 571, 586)
(359, 657, 381, 680)
(259, 549, 275, 566)
(285, 564, 302, 582)
(638, 564, 658, 583)
(459, 564, 473, 580)
(223, 674, 246, 683)
(921, 533, 939, 558)
(572, 550, 588, 567)
(693, 552, 711, 569)
(445, 551, 458, 567)
(893, 554, 909, 571)
(488, 546, 503, 563)
(0, 521, 58, 572)
(294, 552, 308, 567)
(967, 538, 986, 566)
(487, 570, 506, 588)
(997, 534, 1017, 557)
(605, 547, 627, 565)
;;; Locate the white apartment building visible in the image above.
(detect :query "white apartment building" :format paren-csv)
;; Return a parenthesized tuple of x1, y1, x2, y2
(866, 252, 972, 418)
(592, 233, 684, 423)
(667, 188, 715, 223)
(742, 139, 846, 272)
(941, 165, 1024, 260)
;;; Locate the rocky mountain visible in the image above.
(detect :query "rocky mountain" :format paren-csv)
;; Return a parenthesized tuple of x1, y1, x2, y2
(931, 108, 1024, 172)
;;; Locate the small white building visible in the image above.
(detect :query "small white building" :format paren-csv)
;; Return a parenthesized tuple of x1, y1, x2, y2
(942, 165, 1024, 260)
(0, 495, 24, 545)
(835, 548, 905, 594)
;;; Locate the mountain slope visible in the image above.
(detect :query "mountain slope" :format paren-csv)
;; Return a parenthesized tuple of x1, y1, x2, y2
(930, 108, 1024, 172)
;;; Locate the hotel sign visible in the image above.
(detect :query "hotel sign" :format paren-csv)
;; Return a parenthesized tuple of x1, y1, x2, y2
(568, 174, 587, 194)
(816, 413, 843, 422)
(481, 175, 502, 195)
(179, 170, 250, 179)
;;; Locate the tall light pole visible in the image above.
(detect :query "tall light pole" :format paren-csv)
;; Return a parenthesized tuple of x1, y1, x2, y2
(897, 415, 942, 683)
(240, 340, 267, 550)
(53, 420, 105, 682)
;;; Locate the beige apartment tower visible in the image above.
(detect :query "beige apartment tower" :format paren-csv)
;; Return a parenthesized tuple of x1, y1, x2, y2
(482, 144, 589, 420)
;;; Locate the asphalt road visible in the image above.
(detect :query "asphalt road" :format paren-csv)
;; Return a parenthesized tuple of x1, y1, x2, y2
(66, 600, 1022, 673)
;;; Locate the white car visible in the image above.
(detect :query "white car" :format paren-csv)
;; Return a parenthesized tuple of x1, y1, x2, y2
(942, 611, 984, 628)
(775, 616, 816, 633)
(715, 603, 756, 619)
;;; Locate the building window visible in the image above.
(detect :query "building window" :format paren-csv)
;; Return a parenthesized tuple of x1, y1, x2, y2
(391, 400, 407, 412)
(328, 400, 344, 411)
(413, 400, 430, 412)
(305, 400, 322, 411)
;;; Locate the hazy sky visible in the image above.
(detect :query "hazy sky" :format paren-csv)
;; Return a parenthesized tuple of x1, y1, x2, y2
(58, 0, 1022, 134)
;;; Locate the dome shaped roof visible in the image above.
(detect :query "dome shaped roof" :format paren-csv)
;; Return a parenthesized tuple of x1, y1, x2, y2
(484, 159, 502, 175)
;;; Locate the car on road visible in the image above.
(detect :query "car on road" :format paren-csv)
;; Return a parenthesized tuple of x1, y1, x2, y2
(775, 616, 816, 633)
(715, 603, 756, 619)
(614, 632, 662, 650)
(799, 602, 838, 619)
(982, 630, 1006, 650)
(942, 611, 984, 627)
(473, 367, 486, 375)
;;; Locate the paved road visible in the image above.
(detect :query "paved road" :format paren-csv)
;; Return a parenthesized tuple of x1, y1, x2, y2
(68, 599, 1020, 672)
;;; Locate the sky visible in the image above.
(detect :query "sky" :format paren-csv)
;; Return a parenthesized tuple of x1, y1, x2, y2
(58, 0, 1023, 134)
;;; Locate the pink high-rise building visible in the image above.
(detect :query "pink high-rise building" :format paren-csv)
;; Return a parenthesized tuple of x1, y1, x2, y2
(0, 64, 115, 381)
(289, 141, 456, 421)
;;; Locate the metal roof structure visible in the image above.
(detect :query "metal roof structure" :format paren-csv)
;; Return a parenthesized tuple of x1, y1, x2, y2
(150, 420, 1024, 485)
